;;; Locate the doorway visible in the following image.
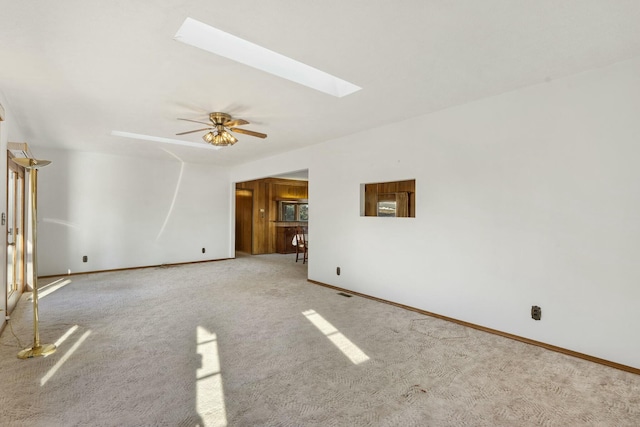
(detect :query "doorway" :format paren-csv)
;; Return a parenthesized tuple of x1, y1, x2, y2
(6, 155, 25, 314)
(235, 189, 253, 254)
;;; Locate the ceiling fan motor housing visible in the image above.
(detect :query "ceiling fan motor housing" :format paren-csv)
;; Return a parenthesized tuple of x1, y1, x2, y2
(210, 112, 231, 125)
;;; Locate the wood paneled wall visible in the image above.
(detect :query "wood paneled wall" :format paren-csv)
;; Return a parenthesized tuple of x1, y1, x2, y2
(235, 189, 253, 253)
(236, 178, 308, 254)
(364, 179, 415, 217)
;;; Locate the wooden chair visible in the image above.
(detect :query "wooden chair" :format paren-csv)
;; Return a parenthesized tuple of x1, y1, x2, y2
(295, 226, 308, 264)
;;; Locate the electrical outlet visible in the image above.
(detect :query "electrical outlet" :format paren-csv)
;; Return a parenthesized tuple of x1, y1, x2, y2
(202, 248, 206, 254)
(82, 255, 88, 263)
(336, 267, 341, 276)
(531, 305, 541, 320)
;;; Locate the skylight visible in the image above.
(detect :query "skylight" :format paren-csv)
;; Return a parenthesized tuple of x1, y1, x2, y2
(174, 17, 361, 98)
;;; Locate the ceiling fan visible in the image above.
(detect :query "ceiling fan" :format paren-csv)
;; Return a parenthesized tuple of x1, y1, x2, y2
(176, 112, 267, 146)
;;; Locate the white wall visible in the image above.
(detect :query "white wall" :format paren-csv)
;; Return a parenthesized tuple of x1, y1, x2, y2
(35, 147, 232, 275)
(4, 55, 639, 369)
(232, 56, 640, 369)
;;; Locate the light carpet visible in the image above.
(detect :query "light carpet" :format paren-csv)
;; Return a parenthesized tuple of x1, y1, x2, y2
(0, 253, 638, 426)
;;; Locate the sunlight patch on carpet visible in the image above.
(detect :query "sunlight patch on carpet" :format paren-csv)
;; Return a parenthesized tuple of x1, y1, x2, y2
(33, 279, 72, 300)
(196, 326, 227, 426)
(54, 325, 79, 347)
(303, 309, 370, 365)
(41, 329, 91, 386)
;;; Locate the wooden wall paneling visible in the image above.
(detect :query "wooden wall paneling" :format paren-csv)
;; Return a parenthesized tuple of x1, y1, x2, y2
(396, 192, 409, 217)
(269, 186, 280, 253)
(364, 179, 415, 217)
(409, 191, 415, 217)
(266, 182, 276, 253)
(235, 189, 253, 253)
(252, 181, 266, 254)
(402, 180, 416, 216)
(236, 180, 264, 254)
(270, 181, 307, 253)
(397, 180, 414, 192)
(396, 180, 414, 217)
(271, 182, 308, 200)
(377, 182, 398, 194)
(364, 184, 378, 216)
(236, 178, 309, 254)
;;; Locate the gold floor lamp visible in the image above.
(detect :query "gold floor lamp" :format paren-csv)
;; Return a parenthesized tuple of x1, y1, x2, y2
(13, 157, 57, 359)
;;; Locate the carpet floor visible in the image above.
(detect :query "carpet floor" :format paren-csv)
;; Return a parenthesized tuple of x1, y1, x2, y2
(0, 253, 638, 426)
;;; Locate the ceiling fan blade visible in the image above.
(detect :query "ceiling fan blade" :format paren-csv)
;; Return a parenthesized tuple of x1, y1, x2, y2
(176, 127, 212, 135)
(178, 118, 212, 126)
(229, 127, 267, 139)
(224, 118, 250, 127)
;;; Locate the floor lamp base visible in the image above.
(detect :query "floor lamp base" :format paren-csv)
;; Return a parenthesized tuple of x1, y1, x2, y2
(17, 343, 57, 359)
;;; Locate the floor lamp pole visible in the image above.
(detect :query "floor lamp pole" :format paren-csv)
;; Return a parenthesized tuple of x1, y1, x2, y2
(13, 157, 56, 359)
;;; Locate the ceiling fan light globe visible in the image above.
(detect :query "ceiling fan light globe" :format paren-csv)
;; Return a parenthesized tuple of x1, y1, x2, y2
(222, 131, 237, 145)
(211, 133, 230, 146)
(202, 132, 215, 143)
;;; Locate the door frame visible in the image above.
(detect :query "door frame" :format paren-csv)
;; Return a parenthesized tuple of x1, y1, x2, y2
(6, 152, 26, 314)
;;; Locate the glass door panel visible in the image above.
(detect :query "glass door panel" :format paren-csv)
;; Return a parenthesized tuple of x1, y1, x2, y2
(7, 170, 16, 296)
(6, 161, 25, 313)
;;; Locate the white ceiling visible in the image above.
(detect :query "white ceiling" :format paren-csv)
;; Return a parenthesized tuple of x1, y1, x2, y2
(2, 1, 640, 166)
